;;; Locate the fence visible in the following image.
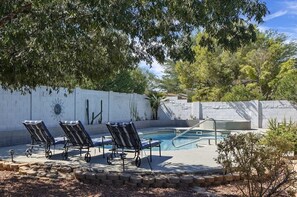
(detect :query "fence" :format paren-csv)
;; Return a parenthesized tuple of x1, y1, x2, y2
(1, 87, 297, 146)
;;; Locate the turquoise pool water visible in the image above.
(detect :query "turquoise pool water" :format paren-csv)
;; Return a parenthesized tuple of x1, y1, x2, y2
(141, 130, 223, 151)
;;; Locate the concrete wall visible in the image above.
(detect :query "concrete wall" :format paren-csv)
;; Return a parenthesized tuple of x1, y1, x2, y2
(160, 98, 297, 129)
(0, 87, 153, 146)
(1, 86, 297, 147)
(0, 90, 31, 131)
(260, 100, 297, 128)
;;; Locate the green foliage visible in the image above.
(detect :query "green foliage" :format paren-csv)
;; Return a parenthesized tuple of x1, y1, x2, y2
(129, 100, 140, 121)
(145, 92, 165, 120)
(217, 133, 296, 197)
(271, 60, 297, 102)
(0, 1, 268, 91)
(222, 84, 263, 101)
(159, 61, 183, 94)
(175, 30, 297, 102)
(81, 68, 149, 94)
(263, 119, 297, 156)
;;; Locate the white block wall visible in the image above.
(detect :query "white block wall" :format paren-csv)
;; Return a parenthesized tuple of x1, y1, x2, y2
(160, 97, 297, 129)
(159, 96, 192, 120)
(261, 100, 297, 127)
(31, 87, 75, 126)
(0, 87, 152, 132)
(199, 101, 259, 128)
(75, 88, 109, 124)
(108, 92, 151, 122)
(0, 86, 297, 132)
(0, 89, 31, 131)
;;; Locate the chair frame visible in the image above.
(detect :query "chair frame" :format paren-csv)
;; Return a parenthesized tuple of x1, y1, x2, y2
(59, 120, 112, 162)
(23, 120, 65, 159)
(106, 121, 161, 170)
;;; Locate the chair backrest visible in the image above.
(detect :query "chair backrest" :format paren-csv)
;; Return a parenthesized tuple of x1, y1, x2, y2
(106, 123, 123, 148)
(23, 120, 55, 145)
(106, 121, 141, 150)
(59, 120, 94, 147)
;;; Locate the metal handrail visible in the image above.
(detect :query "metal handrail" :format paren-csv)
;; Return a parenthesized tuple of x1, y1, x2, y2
(172, 118, 217, 148)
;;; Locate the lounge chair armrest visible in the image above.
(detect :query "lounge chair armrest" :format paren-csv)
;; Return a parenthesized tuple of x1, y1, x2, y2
(104, 136, 113, 140)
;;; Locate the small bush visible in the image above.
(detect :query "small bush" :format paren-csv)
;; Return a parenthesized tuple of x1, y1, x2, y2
(263, 119, 297, 156)
(216, 133, 296, 197)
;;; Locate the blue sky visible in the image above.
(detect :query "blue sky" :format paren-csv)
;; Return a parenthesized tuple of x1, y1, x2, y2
(262, 0, 297, 41)
(141, 0, 297, 77)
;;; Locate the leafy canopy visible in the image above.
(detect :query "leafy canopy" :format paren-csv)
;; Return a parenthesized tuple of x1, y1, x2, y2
(0, 0, 268, 91)
(81, 67, 151, 94)
(175, 30, 297, 102)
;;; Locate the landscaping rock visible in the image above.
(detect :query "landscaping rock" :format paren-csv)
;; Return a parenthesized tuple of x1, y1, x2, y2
(180, 175, 193, 184)
(193, 176, 205, 185)
(167, 175, 180, 184)
(224, 174, 234, 182)
(130, 175, 142, 184)
(26, 170, 38, 176)
(119, 173, 131, 181)
(10, 163, 19, 171)
(46, 173, 58, 179)
(142, 176, 155, 185)
(96, 173, 107, 181)
(107, 173, 119, 181)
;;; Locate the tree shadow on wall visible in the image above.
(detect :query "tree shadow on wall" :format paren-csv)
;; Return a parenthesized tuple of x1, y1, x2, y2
(226, 101, 258, 120)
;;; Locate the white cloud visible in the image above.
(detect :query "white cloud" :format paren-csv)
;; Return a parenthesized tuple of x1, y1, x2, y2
(264, 10, 288, 21)
(259, 24, 297, 42)
(258, 25, 270, 32)
(285, 1, 297, 10)
(139, 60, 164, 77)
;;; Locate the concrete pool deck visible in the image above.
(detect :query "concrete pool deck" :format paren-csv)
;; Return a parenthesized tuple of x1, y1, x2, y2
(0, 128, 267, 174)
(0, 143, 221, 174)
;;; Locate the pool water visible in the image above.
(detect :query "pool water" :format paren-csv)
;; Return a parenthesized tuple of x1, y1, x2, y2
(141, 130, 223, 151)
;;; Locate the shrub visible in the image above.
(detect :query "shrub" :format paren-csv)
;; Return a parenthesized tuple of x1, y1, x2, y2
(263, 119, 297, 156)
(216, 133, 296, 197)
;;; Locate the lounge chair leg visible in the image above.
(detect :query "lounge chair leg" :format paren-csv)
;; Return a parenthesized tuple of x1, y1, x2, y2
(84, 147, 91, 162)
(122, 157, 125, 172)
(159, 145, 161, 157)
(120, 153, 126, 172)
(45, 144, 52, 159)
(146, 156, 152, 171)
(150, 147, 152, 162)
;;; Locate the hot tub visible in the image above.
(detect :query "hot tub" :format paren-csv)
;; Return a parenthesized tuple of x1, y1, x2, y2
(199, 119, 251, 130)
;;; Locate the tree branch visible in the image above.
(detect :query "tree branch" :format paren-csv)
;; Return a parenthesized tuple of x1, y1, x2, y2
(0, 3, 32, 28)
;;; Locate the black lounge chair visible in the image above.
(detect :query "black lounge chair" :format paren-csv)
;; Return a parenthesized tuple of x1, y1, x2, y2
(59, 120, 112, 162)
(23, 120, 65, 159)
(106, 121, 161, 169)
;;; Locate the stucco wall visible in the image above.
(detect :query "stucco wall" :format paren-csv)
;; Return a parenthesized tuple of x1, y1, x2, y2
(160, 98, 297, 129)
(0, 90, 31, 131)
(260, 100, 297, 128)
(1, 87, 297, 146)
(0, 87, 152, 132)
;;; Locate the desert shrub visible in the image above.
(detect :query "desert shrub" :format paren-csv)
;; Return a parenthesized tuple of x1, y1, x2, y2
(216, 133, 296, 197)
(263, 119, 297, 156)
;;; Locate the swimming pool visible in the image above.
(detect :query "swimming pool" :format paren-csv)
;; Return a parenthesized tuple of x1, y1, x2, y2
(140, 130, 226, 151)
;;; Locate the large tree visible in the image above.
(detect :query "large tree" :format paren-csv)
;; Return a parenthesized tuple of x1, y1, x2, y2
(176, 31, 297, 101)
(159, 60, 182, 94)
(81, 67, 151, 94)
(0, 0, 268, 91)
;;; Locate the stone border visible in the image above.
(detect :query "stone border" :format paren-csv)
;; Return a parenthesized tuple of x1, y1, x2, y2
(0, 160, 242, 188)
